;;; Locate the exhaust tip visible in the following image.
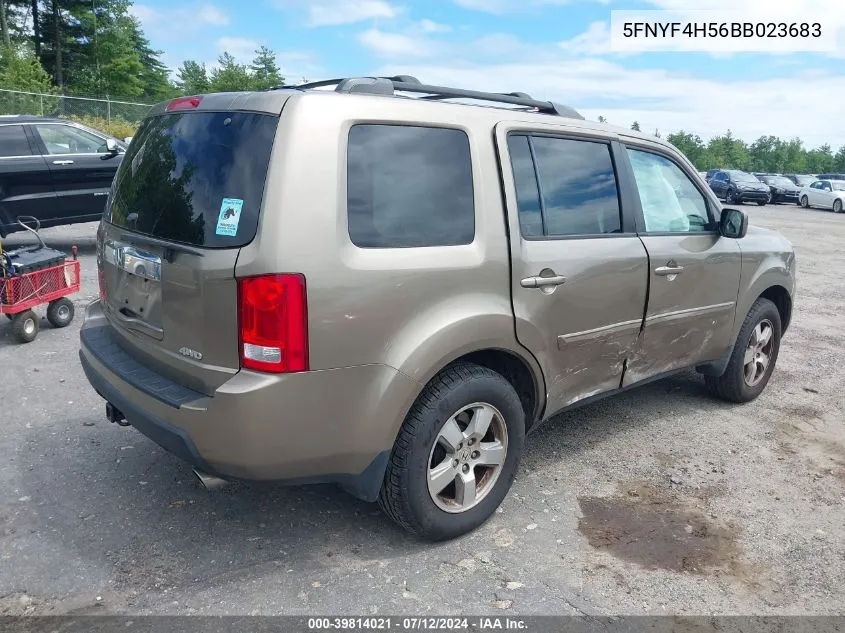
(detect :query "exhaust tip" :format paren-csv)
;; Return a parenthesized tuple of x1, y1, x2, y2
(193, 469, 229, 490)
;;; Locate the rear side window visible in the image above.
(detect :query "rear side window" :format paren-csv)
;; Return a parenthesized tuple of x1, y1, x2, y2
(0, 125, 33, 157)
(347, 124, 474, 248)
(508, 134, 622, 237)
(107, 111, 278, 248)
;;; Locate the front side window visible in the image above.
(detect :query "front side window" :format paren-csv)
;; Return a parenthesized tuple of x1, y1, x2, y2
(34, 124, 107, 154)
(347, 124, 474, 248)
(627, 148, 712, 233)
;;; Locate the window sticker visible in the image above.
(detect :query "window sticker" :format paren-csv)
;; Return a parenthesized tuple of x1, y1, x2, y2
(215, 198, 243, 237)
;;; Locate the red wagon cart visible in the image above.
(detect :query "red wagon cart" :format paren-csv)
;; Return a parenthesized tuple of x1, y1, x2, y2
(1, 218, 81, 344)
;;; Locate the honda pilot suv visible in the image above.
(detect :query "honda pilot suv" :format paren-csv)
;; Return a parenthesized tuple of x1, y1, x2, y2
(79, 76, 796, 541)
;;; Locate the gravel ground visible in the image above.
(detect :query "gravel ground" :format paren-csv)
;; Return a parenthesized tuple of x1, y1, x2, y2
(0, 204, 843, 617)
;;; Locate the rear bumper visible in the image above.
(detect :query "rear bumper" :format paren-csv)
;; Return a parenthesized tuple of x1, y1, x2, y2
(78, 301, 421, 501)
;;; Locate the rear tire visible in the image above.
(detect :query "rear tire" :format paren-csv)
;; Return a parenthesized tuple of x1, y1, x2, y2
(757, 200, 767, 206)
(704, 298, 781, 403)
(834, 199, 843, 213)
(378, 362, 525, 541)
(801, 195, 809, 208)
(47, 298, 74, 328)
(11, 310, 39, 343)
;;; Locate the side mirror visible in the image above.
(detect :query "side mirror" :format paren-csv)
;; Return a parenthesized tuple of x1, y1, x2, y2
(719, 207, 748, 239)
(105, 138, 119, 154)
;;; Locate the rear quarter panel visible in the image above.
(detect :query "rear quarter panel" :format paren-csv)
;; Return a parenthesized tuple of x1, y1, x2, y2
(234, 93, 538, 433)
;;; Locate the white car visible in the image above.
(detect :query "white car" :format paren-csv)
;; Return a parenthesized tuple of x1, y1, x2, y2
(798, 179, 845, 213)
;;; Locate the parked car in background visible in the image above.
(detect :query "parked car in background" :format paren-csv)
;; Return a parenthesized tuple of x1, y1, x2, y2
(756, 174, 802, 204)
(783, 174, 817, 188)
(78, 77, 796, 541)
(799, 179, 845, 213)
(815, 173, 845, 181)
(708, 169, 771, 205)
(705, 168, 721, 182)
(0, 115, 127, 237)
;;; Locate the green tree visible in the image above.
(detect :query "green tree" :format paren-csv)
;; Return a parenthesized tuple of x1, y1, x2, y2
(249, 45, 283, 90)
(0, 42, 55, 91)
(176, 60, 210, 95)
(630, 121, 641, 131)
(209, 51, 251, 92)
(666, 131, 706, 167)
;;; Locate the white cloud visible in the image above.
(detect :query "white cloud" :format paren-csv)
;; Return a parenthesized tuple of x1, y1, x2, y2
(129, 3, 230, 40)
(358, 29, 436, 57)
(452, 0, 609, 12)
(197, 5, 230, 26)
(373, 59, 845, 148)
(216, 37, 260, 64)
(558, 21, 611, 56)
(272, 0, 398, 26)
(419, 19, 452, 33)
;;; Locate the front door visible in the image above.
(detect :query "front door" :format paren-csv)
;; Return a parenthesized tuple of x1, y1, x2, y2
(620, 144, 742, 386)
(496, 125, 649, 413)
(30, 123, 122, 222)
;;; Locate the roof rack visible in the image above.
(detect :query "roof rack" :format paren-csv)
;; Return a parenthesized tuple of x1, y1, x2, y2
(282, 75, 584, 120)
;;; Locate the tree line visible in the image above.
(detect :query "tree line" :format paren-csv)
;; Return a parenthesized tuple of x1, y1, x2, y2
(0, 0, 286, 102)
(606, 119, 845, 175)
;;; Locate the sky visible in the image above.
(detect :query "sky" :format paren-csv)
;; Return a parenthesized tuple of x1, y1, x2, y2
(128, 0, 845, 148)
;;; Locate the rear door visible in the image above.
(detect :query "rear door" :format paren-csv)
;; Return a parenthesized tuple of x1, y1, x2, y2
(496, 124, 649, 413)
(0, 124, 56, 232)
(98, 107, 279, 395)
(29, 122, 122, 222)
(619, 143, 742, 386)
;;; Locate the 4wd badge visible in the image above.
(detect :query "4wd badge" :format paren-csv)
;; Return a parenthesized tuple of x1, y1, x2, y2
(178, 347, 203, 361)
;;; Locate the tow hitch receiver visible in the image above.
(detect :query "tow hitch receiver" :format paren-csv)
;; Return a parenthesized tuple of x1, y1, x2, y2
(106, 402, 130, 426)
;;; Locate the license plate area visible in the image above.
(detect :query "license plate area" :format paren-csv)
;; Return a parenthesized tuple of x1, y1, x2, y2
(104, 240, 164, 338)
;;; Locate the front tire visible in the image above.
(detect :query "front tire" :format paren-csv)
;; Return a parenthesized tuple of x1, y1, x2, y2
(704, 298, 781, 403)
(834, 199, 843, 213)
(378, 362, 525, 541)
(757, 200, 767, 206)
(801, 195, 809, 208)
(11, 310, 39, 343)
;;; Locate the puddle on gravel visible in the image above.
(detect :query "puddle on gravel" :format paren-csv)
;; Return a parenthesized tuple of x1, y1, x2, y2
(577, 483, 741, 574)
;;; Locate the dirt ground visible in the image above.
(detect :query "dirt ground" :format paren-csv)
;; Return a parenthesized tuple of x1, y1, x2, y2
(0, 204, 843, 616)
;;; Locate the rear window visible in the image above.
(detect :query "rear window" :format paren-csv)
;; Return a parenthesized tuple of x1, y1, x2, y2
(106, 111, 277, 248)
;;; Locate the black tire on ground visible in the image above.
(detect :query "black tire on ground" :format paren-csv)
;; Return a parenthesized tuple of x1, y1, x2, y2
(378, 362, 525, 541)
(757, 200, 767, 206)
(11, 310, 39, 343)
(801, 195, 810, 208)
(725, 189, 733, 203)
(46, 297, 74, 328)
(834, 199, 843, 213)
(704, 298, 781, 404)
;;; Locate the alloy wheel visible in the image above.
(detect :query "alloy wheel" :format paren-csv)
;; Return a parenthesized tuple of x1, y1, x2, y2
(743, 319, 774, 387)
(427, 402, 508, 513)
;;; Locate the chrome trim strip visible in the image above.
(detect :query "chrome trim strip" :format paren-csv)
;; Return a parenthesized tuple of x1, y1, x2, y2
(558, 318, 642, 348)
(645, 301, 735, 325)
(104, 239, 162, 281)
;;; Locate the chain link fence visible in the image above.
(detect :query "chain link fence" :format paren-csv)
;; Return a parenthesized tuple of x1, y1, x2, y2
(0, 88, 153, 124)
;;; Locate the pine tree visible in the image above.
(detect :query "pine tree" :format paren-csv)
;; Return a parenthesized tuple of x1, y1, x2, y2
(249, 45, 283, 90)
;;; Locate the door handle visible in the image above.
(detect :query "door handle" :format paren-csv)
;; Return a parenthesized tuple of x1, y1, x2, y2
(655, 265, 684, 276)
(521, 274, 567, 288)
(52, 159, 74, 165)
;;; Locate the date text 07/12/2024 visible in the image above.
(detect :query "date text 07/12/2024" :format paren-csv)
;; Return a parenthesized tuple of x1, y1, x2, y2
(306, 617, 527, 630)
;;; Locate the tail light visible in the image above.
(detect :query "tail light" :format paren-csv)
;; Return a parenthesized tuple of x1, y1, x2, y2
(237, 274, 308, 373)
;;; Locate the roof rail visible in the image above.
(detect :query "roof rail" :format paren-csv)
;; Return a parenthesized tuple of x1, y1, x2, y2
(282, 75, 585, 120)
